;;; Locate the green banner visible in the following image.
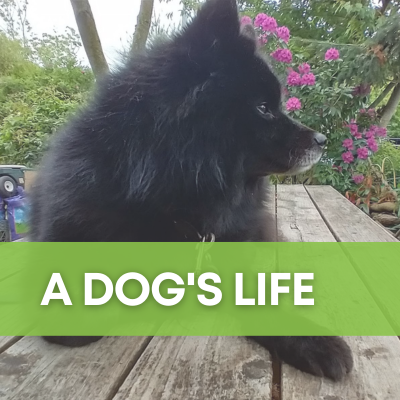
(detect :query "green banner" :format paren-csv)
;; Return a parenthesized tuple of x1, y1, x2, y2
(0, 242, 399, 335)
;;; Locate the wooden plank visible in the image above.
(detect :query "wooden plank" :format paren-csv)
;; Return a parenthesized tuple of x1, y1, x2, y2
(0, 336, 151, 400)
(282, 336, 400, 400)
(276, 185, 335, 242)
(307, 186, 400, 330)
(277, 185, 400, 399)
(113, 336, 273, 400)
(0, 337, 21, 353)
(276, 185, 395, 333)
(305, 185, 397, 242)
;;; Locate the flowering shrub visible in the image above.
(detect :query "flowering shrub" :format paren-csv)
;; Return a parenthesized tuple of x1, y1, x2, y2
(325, 48, 340, 61)
(286, 97, 301, 111)
(276, 26, 290, 43)
(242, 13, 389, 198)
(254, 13, 278, 33)
(298, 63, 311, 74)
(271, 48, 292, 63)
(300, 73, 316, 86)
(353, 174, 364, 185)
(287, 70, 301, 86)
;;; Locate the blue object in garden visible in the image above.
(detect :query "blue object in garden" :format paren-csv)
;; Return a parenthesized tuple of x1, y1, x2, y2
(0, 197, 4, 220)
(0, 187, 30, 241)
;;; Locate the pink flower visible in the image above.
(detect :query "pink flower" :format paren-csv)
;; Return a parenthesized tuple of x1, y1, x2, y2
(276, 26, 290, 42)
(367, 137, 378, 152)
(241, 16, 253, 26)
(262, 16, 278, 32)
(286, 97, 301, 111)
(271, 48, 292, 63)
(342, 138, 354, 150)
(354, 132, 362, 139)
(298, 63, 311, 74)
(357, 147, 369, 159)
(369, 125, 379, 133)
(287, 70, 301, 86)
(342, 151, 354, 164)
(259, 34, 268, 45)
(365, 129, 375, 139)
(360, 108, 366, 114)
(325, 48, 340, 61)
(376, 127, 387, 137)
(254, 13, 268, 28)
(300, 73, 316, 86)
(353, 174, 364, 184)
(348, 122, 358, 135)
(368, 108, 376, 117)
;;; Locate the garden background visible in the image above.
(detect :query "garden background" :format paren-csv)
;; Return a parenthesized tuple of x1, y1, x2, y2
(0, 0, 399, 229)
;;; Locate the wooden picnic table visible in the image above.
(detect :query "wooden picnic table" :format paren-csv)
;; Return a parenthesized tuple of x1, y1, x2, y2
(0, 185, 399, 400)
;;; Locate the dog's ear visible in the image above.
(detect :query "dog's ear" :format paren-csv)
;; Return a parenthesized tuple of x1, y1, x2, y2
(181, 0, 240, 48)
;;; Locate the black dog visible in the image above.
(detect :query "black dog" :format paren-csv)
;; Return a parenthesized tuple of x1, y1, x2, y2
(31, 0, 352, 381)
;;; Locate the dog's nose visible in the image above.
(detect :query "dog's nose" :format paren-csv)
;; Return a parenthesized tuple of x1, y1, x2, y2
(314, 132, 327, 147)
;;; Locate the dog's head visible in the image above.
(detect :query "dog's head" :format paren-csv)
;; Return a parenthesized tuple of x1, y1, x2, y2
(148, 0, 325, 178)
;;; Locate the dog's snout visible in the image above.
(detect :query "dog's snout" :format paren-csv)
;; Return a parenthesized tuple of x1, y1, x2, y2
(313, 132, 327, 147)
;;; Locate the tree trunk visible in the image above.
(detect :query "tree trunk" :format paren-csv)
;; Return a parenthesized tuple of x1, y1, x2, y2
(70, 0, 109, 77)
(369, 82, 395, 109)
(131, 0, 154, 54)
(379, 83, 400, 127)
(380, 0, 391, 14)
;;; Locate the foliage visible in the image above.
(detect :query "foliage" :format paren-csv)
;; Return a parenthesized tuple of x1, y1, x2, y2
(372, 140, 400, 182)
(0, 0, 31, 45)
(240, 3, 400, 209)
(370, 85, 400, 136)
(239, 0, 376, 43)
(0, 32, 32, 76)
(239, 1, 400, 128)
(29, 28, 83, 70)
(0, 29, 94, 167)
(388, 106, 400, 135)
(242, 15, 382, 192)
(0, 66, 94, 166)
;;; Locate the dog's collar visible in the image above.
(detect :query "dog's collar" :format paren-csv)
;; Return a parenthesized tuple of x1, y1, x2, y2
(173, 219, 215, 242)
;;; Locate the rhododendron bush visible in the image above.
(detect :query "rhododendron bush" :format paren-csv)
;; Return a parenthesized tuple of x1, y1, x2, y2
(241, 14, 389, 195)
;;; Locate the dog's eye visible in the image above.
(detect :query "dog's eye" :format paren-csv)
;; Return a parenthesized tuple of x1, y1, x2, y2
(256, 103, 274, 119)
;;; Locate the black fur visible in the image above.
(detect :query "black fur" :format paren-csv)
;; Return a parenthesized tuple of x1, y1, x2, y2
(253, 336, 353, 381)
(31, 0, 351, 381)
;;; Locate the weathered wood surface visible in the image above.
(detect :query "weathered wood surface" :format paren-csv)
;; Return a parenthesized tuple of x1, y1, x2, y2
(113, 336, 272, 400)
(0, 184, 399, 400)
(276, 185, 335, 242)
(0, 337, 20, 353)
(276, 186, 393, 332)
(0, 336, 151, 400)
(282, 336, 400, 400)
(278, 185, 400, 400)
(305, 185, 397, 242)
(306, 185, 400, 330)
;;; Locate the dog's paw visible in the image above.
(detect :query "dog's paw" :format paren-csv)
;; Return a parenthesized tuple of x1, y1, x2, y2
(277, 337, 353, 381)
(251, 336, 353, 381)
(43, 336, 103, 347)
